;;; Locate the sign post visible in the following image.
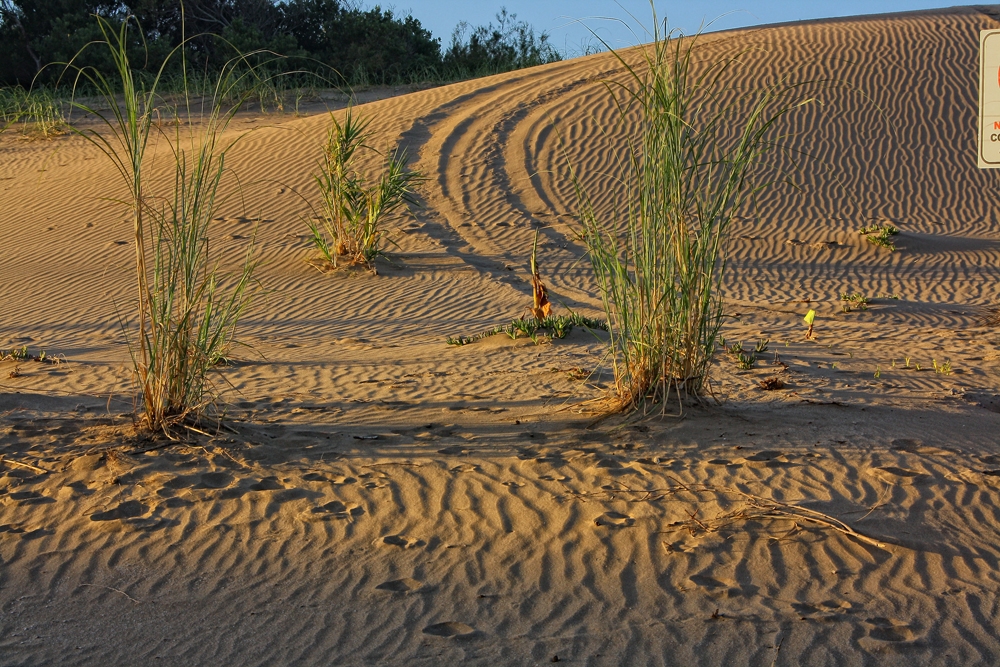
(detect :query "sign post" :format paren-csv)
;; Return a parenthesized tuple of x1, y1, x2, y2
(980, 30, 1000, 168)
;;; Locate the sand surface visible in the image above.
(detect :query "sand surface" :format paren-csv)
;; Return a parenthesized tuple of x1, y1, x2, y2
(4, 6, 1000, 665)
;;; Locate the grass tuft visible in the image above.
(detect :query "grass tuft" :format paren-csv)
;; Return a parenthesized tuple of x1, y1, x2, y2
(0, 86, 68, 137)
(68, 15, 260, 434)
(308, 107, 422, 271)
(568, 7, 811, 412)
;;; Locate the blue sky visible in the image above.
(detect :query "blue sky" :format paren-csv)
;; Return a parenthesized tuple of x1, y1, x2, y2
(390, 1, 949, 55)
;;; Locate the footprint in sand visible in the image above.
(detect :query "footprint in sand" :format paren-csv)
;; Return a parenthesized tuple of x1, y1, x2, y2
(792, 599, 855, 618)
(742, 450, 791, 467)
(162, 475, 192, 490)
(594, 512, 635, 528)
(438, 445, 466, 456)
(330, 475, 357, 485)
(360, 472, 388, 489)
(302, 472, 330, 482)
(381, 535, 426, 548)
(450, 463, 477, 473)
(9, 490, 54, 505)
(690, 575, 759, 598)
(310, 500, 364, 519)
(422, 622, 477, 638)
(501, 481, 524, 488)
(539, 474, 569, 482)
(196, 471, 233, 489)
(90, 500, 148, 521)
(0, 523, 52, 540)
(250, 476, 284, 491)
(871, 466, 930, 485)
(376, 578, 423, 593)
(637, 457, 674, 467)
(594, 457, 626, 471)
(601, 482, 629, 491)
(862, 617, 918, 643)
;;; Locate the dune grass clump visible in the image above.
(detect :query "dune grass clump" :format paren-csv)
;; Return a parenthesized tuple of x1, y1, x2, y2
(69, 17, 259, 434)
(0, 86, 67, 137)
(308, 108, 421, 271)
(571, 12, 810, 412)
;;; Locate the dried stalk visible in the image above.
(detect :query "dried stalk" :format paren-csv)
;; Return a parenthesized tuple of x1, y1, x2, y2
(0, 455, 48, 474)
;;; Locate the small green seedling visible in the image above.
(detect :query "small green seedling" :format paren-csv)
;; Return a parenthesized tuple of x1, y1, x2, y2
(447, 314, 609, 346)
(839, 292, 869, 312)
(858, 223, 899, 251)
(1, 346, 58, 364)
(874, 366, 881, 379)
(933, 359, 952, 375)
(737, 352, 757, 370)
(727, 341, 744, 355)
(755, 338, 770, 354)
(904, 357, 911, 368)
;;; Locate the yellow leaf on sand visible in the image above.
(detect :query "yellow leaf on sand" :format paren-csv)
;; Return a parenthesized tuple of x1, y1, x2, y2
(803, 309, 816, 325)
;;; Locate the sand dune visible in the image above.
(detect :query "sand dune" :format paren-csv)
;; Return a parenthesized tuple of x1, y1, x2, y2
(4, 6, 1000, 665)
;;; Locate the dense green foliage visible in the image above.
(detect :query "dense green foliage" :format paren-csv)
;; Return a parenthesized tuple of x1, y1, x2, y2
(443, 8, 560, 78)
(0, 0, 561, 87)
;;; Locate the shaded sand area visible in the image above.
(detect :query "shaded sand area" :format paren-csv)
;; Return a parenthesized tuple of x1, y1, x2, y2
(4, 5, 1000, 665)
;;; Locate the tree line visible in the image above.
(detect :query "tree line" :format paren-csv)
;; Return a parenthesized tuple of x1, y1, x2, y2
(0, 0, 563, 87)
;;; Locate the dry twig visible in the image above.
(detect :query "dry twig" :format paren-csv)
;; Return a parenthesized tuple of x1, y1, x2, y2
(0, 455, 48, 474)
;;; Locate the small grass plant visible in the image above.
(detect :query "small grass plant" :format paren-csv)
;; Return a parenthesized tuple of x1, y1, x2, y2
(932, 359, 952, 375)
(568, 8, 812, 411)
(0, 346, 59, 363)
(839, 291, 899, 312)
(736, 352, 757, 370)
(839, 292, 869, 312)
(308, 108, 421, 270)
(858, 223, 899, 251)
(68, 16, 260, 434)
(447, 313, 608, 346)
(723, 339, 769, 370)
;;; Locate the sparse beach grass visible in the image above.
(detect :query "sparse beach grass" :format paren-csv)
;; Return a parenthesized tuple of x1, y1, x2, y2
(571, 8, 810, 412)
(0, 86, 67, 137)
(68, 17, 259, 434)
(308, 108, 421, 271)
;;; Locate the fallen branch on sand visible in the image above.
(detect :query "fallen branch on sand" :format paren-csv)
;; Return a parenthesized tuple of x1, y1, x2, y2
(0, 455, 49, 475)
(79, 583, 141, 604)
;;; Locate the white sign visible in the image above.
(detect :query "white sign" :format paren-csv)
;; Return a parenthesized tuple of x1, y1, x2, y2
(980, 30, 1000, 167)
